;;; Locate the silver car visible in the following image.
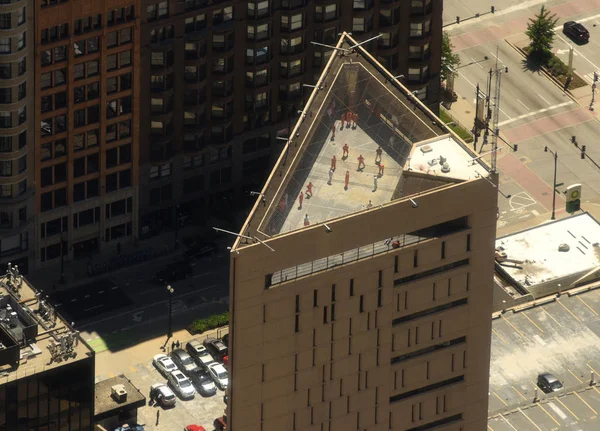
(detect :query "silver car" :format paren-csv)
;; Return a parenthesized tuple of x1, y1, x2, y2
(153, 354, 178, 376)
(207, 363, 229, 390)
(150, 383, 176, 407)
(168, 370, 196, 399)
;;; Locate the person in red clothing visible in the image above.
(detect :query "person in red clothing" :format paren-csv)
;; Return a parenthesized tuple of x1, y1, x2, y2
(340, 113, 345, 129)
(298, 191, 304, 209)
(342, 143, 349, 158)
(379, 163, 385, 176)
(331, 124, 336, 140)
(344, 171, 350, 190)
(331, 155, 337, 171)
(304, 214, 310, 226)
(346, 111, 352, 127)
(306, 182, 313, 197)
(352, 113, 358, 128)
(357, 154, 365, 170)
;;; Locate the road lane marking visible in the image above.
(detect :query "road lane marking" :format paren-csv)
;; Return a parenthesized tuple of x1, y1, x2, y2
(493, 391, 508, 406)
(553, 14, 600, 32)
(139, 287, 158, 295)
(521, 312, 543, 333)
(557, 299, 581, 321)
(577, 296, 599, 316)
(516, 99, 530, 111)
(518, 408, 542, 431)
(555, 33, 600, 73)
(536, 403, 561, 427)
(556, 398, 579, 421)
(574, 391, 598, 415)
(538, 94, 551, 105)
(492, 328, 507, 344)
(547, 402, 567, 420)
(470, 56, 484, 69)
(512, 385, 528, 401)
(541, 308, 562, 327)
(502, 316, 529, 342)
(488, 425, 494, 431)
(568, 369, 584, 384)
(498, 101, 573, 126)
(84, 305, 103, 312)
(499, 414, 519, 431)
(78, 284, 217, 328)
(455, 70, 513, 121)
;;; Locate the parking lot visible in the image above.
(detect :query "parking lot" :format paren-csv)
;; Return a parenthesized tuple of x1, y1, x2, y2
(489, 287, 600, 429)
(97, 337, 228, 431)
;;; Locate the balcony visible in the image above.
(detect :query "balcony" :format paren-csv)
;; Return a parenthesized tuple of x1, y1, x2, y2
(211, 106, 234, 122)
(246, 49, 271, 66)
(315, 11, 337, 23)
(410, 0, 433, 16)
(279, 89, 302, 101)
(280, 65, 303, 78)
(212, 34, 235, 53)
(281, 0, 306, 10)
(353, 0, 374, 11)
(247, 29, 270, 42)
(247, 7, 270, 19)
(280, 42, 304, 55)
(246, 74, 270, 89)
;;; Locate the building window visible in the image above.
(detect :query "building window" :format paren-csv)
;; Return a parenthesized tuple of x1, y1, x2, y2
(213, 7, 233, 25)
(0, 13, 10, 30)
(150, 162, 172, 179)
(0, 37, 11, 53)
(281, 14, 303, 31)
(315, 5, 336, 22)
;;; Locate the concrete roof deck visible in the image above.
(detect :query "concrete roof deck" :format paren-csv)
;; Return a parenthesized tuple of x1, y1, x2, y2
(0, 273, 93, 383)
(495, 212, 600, 290)
(95, 374, 146, 418)
(235, 33, 491, 247)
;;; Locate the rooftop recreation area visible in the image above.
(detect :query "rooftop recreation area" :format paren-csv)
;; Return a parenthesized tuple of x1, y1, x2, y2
(235, 33, 490, 246)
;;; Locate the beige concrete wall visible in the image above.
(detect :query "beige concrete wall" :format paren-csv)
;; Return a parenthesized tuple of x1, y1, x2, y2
(229, 177, 497, 431)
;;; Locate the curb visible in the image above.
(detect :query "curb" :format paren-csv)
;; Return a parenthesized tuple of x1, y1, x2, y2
(504, 38, 579, 104)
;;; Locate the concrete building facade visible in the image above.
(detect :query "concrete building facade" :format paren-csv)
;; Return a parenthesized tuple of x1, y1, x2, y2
(227, 34, 497, 431)
(137, 0, 443, 236)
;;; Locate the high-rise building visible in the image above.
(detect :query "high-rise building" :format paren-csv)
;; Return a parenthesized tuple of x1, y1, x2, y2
(138, 0, 442, 236)
(0, 1, 34, 273)
(227, 34, 497, 431)
(0, 264, 95, 430)
(34, 0, 140, 269)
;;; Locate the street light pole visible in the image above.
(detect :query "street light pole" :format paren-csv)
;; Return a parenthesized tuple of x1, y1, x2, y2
(167, 285, 174, 340)
(59, 234, 65, 284)
(544, 146, 558, 220)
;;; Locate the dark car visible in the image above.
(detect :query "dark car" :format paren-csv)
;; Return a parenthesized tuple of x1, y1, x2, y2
(171, 349, 200, 375)
(155, 261, 193, 283)
(204, 337, 228, 362)
(185, 242, 218, 261)
(563, 21, 590, 43)
(537, 373, 564, 393)
(189, 369, 218, 397)
(213, 416, 227, 431)
(222, 333, 229, 346)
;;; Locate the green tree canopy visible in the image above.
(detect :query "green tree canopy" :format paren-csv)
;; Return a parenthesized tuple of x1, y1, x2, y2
(525, 5, 559, 61)
(441, 32, 460, 82)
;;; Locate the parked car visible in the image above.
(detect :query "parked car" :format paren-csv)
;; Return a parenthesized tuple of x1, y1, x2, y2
(171, 349, 200, 375)
(189, 369, 218, 397)
(563, 21, 590, 43)
(537, 373, 564, 393)
(187, 340, 217, 370)
(221, 333, 229, 346)
(150, 383, 176, 408)
(155, 261, 193, 283)
(168, 370, 196, 399)
(207, 363, 229, 390)
(152, 354, 178, 376)
(115, 425, 145, 431)
(214, 416, 227, 431)
(185, 242, 218, 261)
(184, 426, 206, 431)
(204, 338, 228, 362)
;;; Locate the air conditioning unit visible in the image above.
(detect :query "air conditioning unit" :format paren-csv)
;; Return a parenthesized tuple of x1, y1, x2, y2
(111, 384, 128, 403)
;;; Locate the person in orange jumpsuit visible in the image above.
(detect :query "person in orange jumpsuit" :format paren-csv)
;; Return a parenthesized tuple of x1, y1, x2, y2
(357, 154, 365, 170)
(342, 143, 349, 158)
(378, 163, 385, 176)
(331, 124, 336, 140)
(340, 113, 345, 129)
(352, 113, 358, 128)
(346, 111, 352, 127)
(331, 155, 337, 171)
(298, 191, 304, 209)
(306, 181, 313, 197)
(344, 171, 350, 190)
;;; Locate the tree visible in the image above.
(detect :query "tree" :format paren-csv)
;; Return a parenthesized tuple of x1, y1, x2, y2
(441, 32, 460, 82)
(525, 5, 558, 62)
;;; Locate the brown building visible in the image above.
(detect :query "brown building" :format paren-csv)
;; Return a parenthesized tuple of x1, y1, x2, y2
(34, 0, 140, 269)
(137, 0, 442, 236)
(0, 0, 34, 274)
(227, 34, 497, 431)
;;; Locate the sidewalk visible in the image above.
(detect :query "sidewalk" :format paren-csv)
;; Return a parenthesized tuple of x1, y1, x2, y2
(26, 225, 201, 293)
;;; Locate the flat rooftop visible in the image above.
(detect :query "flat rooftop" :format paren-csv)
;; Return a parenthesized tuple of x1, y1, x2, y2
(95, 374, 146, 419)
(0, 266, 93, 383)
(495, 212, 600, 290)
(236, 33, 489, 245)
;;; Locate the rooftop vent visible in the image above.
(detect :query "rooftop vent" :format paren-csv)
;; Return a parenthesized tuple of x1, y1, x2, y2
(558, 243, 570, 252)
(420, 145, 433, 154)
(111, 384, 128, 403)
(441, 163, 451, 173)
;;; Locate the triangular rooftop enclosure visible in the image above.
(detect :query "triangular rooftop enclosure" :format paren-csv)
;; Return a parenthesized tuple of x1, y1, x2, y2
(238, 33, 489, 242)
